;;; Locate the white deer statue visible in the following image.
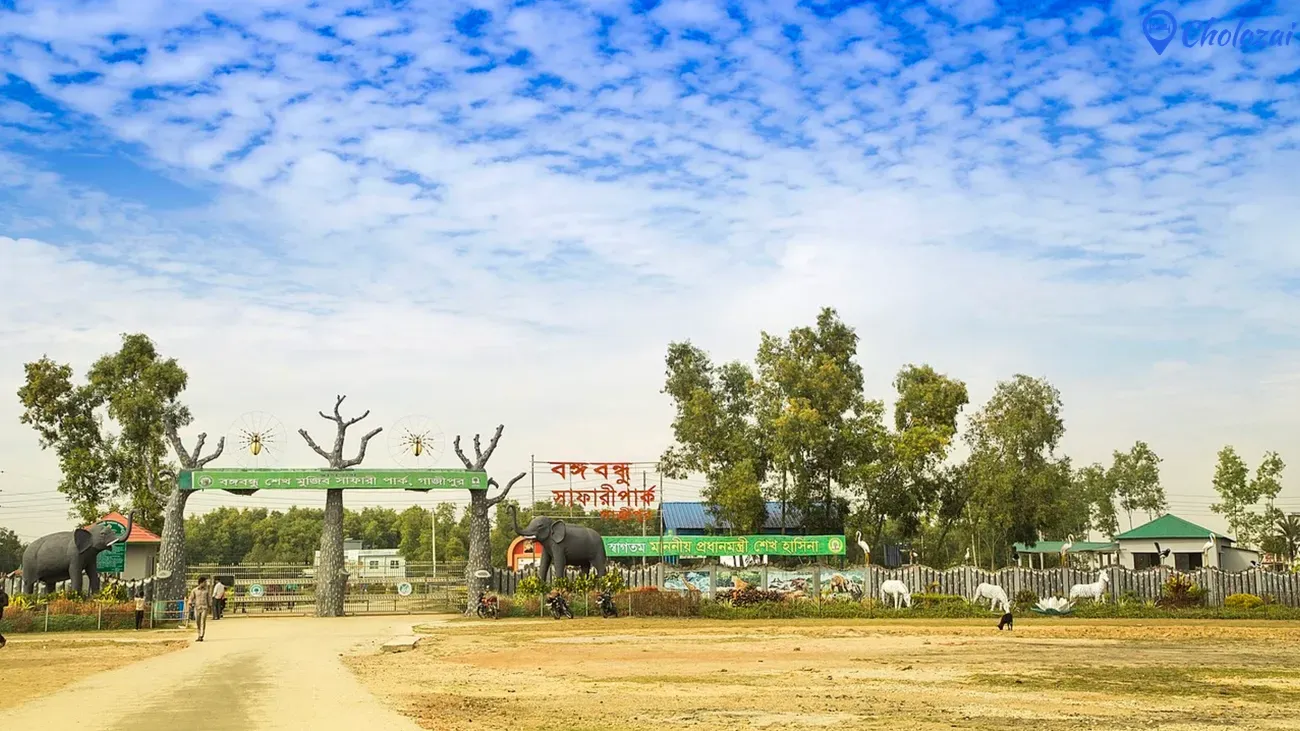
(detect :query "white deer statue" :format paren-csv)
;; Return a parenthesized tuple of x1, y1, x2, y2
(880, 579, 912, 608)
(972, 582, 1011, 613)
(1068, 569, 1110, 603)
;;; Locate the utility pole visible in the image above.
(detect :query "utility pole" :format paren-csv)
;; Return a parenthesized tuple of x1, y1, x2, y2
(530, 454, 535, 507)
(430, 505, 437, 579)
(641, 470, 647, 568)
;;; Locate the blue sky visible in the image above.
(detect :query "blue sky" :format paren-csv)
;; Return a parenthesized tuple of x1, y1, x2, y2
(1, 0, 1298, 538)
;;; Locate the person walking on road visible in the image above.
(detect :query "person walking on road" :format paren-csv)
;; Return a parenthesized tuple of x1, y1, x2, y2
(212, 578, 227, 619)
(186, 577, 212, 642)
(134, 590, 146, 630)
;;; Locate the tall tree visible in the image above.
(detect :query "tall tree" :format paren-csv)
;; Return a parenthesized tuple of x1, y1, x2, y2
(963, 374, 1071, 566)
(1212, 447, 1286, 547)
(1073, 463, 1120, 539)
(0, 527, 24, 573)
(18, 334, 188, 529)
(756, 308, 887, 535)
(1110, 441, 1165, 529)
(298, 395, 382, 617)
(660, 343, 770, 534)
(158, 406, 224, 602)
(452, 426, 526, 613)
(872, 364, 969, 543)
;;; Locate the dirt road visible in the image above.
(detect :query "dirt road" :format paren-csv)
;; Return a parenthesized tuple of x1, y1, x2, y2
(0, 615, 443, 730)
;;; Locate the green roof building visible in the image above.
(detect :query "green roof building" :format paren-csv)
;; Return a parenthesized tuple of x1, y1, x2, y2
(1113, 514, 1259, 572)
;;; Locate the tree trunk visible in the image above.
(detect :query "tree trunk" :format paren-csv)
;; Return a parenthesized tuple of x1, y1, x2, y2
(464, 492, 491, 613)
(156, 485, 192, 603)
(317, 489, 346, 617)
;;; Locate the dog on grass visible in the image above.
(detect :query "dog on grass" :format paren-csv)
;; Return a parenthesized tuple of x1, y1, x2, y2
(997, 612, 1013, 631)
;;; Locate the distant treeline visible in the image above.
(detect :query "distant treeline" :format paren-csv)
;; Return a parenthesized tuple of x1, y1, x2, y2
(184, 501, 654, 566)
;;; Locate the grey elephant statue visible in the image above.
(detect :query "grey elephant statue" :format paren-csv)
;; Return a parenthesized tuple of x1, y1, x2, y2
(21, 513, 133, 595)
(510, 505, 607, 583)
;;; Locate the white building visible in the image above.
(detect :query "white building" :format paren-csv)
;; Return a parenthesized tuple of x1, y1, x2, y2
(313, 541, 406, 579)
(1115, 514, 1260, 572)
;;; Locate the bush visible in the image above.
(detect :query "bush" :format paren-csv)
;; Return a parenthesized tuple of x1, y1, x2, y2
(599, 572, 626, 594)
(912, 593, 965, 609)
(517, 575, 546, 597)
(1157, 575, 1206, 609)
(727, 586, 785, 607)
(1014, 589, 1038, 612)
(1224, 593, 1264, 610)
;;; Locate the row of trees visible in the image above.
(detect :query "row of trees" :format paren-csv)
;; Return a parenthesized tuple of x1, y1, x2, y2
(181, 501, 651, 566)
(660, 307, 1294, 568)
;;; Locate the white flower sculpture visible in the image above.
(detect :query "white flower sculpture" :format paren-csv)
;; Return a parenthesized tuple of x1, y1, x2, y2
(1032, 596, 1074, 615)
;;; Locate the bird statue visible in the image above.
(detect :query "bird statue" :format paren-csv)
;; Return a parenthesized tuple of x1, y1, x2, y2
(964, 547, 973, 565)
(1061, 534, 1075, 567)
(855, 530, 871, 565)
(1203, 533, 1217, 566)
(1154, 542, 1171, 561)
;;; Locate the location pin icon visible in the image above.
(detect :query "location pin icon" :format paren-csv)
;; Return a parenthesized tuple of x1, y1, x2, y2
(1143, 10, 1177, 55)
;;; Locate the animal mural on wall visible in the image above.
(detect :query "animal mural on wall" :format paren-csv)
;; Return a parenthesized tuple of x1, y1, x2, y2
(822, 571, 865, 601)
(22, 513, 134, 595)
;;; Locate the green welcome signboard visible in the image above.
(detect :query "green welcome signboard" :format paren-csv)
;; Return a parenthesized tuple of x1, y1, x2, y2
(603, 534, 846, 557)
(178, 468, 488, 492)
(97, 519, 127, 573)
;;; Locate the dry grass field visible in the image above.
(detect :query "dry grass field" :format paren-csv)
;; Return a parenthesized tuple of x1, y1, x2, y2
(0, 633, 186, 710)
(345, 617, 1300, 731)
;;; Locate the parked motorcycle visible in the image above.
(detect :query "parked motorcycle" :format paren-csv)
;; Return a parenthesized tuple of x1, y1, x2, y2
(546, 591, 573, 619)
(475, 592, 499, 619)
(598, 590, 617, 618)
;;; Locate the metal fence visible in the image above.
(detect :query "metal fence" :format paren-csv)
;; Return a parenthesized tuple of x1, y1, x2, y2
(185, 562, 470, 615)
(490, 563, 1300, 607)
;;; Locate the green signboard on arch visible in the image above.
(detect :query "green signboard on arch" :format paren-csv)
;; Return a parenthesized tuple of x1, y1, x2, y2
(178, 468, 488, 493)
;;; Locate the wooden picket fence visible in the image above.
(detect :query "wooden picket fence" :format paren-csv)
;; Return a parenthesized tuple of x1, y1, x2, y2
(491, 564, 1300, 607)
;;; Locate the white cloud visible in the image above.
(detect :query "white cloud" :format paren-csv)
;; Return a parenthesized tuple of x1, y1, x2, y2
(0, 0, 1297, 539)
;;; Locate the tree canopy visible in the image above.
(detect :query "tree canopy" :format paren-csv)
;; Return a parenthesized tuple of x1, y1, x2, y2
(18, 333, 188, 530)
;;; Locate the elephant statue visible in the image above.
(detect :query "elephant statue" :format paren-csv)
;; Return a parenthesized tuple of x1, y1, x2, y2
(21, 513, 133, 595)
(509, 505, 607, 584)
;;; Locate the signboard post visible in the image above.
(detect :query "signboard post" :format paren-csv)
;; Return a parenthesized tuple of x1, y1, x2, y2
(96, 519, 128, 573)
(602, 534, 846, 558)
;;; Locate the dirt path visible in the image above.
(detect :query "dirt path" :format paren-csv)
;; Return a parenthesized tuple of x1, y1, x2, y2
(0, 614, 447, 730)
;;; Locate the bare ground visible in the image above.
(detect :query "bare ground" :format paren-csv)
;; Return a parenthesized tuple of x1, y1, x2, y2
(344, 617, 1300, 731)
(0, 632, 187, 710)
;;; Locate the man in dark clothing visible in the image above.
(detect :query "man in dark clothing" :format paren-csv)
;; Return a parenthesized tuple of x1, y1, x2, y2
(0, 585, 9, 648)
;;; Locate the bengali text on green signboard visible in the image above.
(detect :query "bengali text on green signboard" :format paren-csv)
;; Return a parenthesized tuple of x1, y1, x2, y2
(603, 534, 846, 557)
(96, 519, 127, 573)
(179, 469, 488, 492)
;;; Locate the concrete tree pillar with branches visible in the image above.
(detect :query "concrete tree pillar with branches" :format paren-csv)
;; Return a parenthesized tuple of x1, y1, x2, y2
(160, 416, 225, 603)
(298, 395, 382, 618)
(452, 425, 525, 613)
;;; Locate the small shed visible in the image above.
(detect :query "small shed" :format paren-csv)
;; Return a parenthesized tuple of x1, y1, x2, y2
(506, 536, 543, 570)
(1012, 540, 1119, 569)
(1115, 514, 1259, 571)
(87, 512, 161, 581)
